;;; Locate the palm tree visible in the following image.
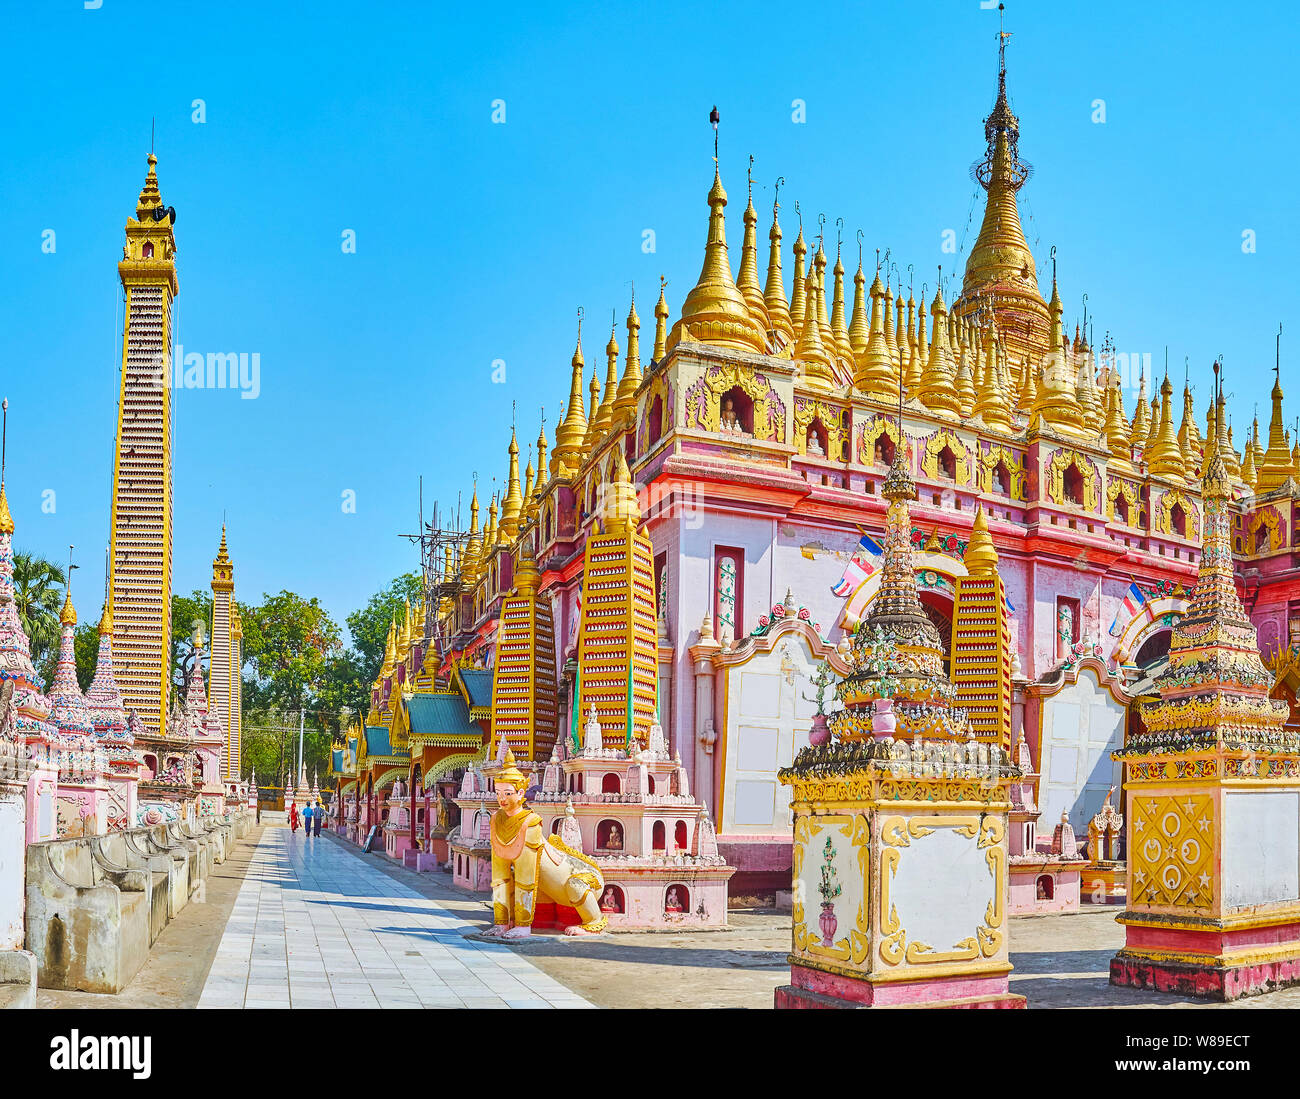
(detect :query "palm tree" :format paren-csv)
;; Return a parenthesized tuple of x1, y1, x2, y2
(12, 551, 65, 674)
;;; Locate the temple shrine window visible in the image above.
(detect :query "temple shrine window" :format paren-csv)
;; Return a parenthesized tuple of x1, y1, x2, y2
(874, 432, 895, 466)
(1170, 502, 1187, 538)
(652, 820, 666, 850)
(1036, 875, 1054, 901)
(543, 508, 552, 546)
(646, 773, 656, 794)
(1063, 463, 1084, 506)
(551, 818, 563, 834)
(1134, 628, 1171, 671)
(1114, 493, 1130, 525)
(937, 445, 957, 481)
(647, 395, 664, 448)
(664, 884, 688, 913)
(625, 430, 636, 466)
(674, 820, 689, 851)
(596, 819, 624, 850)
(1056, 596, 1081, 649)
(713, 547, 744, 639)
(993, 460, 1011, 497)
(599, 884, 625, 913)
(601, 773, 622, 794)
(1254, 524, 1270, 555)
(718, 386, 753, 435)
(1024, 823, 1036, 852)
(142, 241, 154, 258)
(806, 417, 828, 458)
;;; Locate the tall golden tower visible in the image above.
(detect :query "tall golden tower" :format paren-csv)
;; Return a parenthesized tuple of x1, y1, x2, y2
(489, 541, 557, 761)
(210, 527, 242, 780)
(109, 153, 178, 735)
(576, 450, 658, 748)
(950, 508, 1013, 748)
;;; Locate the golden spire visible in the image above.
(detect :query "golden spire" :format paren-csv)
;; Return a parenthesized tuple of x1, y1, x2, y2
(534, 422, 549, 502)
(1251, 414, 1264, 468)
(905, 292, 920, 391)
(602, 447, 641, 536)
(1106, 376, 1133, 466)
(964, 506, 1000, 575)
(914, 292, 929, 390)
(857, 265, 896, 400)
(894, 293, 907, 377)
(764, 186, 793, 346)
(1178, 378, 1202, 472)
(653, 281, 669, 363)
(973, 319, 1011, 432)
(670, 167, 766, 355)
(1074, 347, 1102, 432)
(485, 494, 499, 554)
(592, 318, 619, 441)
(1292, 429, 1300, 481)
(882, 277, 897, 364)
(0, 483, 12, 535)
(1223, 414, 1243, 480)
(1260, 350, 1292, 489)
(512, 538, 541, 596)
(794, 249, 834, 388)
(552, 317, 588, 476)
(830, 240, 853, 366)
(735, 162, 770, 334)
(849, 250, 870, 363)
(522, 454, 535, 517)
(1240, 435, 1258, 489)
(582, 364, 602, 453)
(790, 218, 808, 343)
(814, 244, 835, 357)
(60, 588, 77, 628)
(962, 26, 1045, 351)
(919, 284, 961, 420)
(1130, 367, 1151, 444)
(1146, 374, 1186, 481)
(954, 323, 976, 418)
(500, 428, 523, 539)
(1143, 394, 1160, 453)
(380, 617, 397, 678)
(1028, 272, 1086, 436)
(98, 599, 114, 636)
(614, 294, 642, 426)
(462, 485, 482, 583)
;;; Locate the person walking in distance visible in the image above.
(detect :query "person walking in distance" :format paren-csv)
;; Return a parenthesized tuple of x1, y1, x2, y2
(313, 800, 324, 837)
(289, 798, 300, 834)
(302, 799, 313, 839)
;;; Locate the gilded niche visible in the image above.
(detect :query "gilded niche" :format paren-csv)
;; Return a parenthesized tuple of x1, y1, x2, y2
(640, 374, 674, 452)
(1153, 488, 1200, 540)
(1045, 448, 1100, 512)
(793, 397, 848, 461)
(1246, 505, 1286, 554)
(978, 445, 1026, 500)
(919, 429, 973, 487)
(1105, 478, 1140, 525)
(683, 362, 787, 443)
(857, 416, 903, 467)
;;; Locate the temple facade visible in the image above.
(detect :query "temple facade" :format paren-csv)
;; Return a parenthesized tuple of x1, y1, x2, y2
(346, 30, 1300, 905)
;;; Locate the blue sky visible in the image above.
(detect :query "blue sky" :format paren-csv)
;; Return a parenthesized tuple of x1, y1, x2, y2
(2, 0, 1294, 634)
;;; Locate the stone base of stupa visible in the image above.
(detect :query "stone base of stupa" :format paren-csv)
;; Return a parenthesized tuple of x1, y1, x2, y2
(775, 963, 1025, 1009)
(1111, 912, 1300, 1001)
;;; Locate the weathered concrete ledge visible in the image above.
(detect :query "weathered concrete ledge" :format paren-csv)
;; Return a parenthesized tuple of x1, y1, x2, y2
(25, 810, 251, 994)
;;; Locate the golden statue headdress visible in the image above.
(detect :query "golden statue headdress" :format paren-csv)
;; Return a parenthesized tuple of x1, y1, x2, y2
(496, 748, 528, 791)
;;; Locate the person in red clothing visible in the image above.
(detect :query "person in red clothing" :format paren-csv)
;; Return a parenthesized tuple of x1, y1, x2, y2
(289, 799, 300, 833)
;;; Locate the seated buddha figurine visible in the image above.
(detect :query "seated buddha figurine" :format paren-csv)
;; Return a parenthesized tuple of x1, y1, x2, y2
(665, 886, 684, 913)
(487, 749, 608, 938)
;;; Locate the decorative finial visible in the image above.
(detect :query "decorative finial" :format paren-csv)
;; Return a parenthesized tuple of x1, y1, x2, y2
(1050, 244, 1057, 284)
(907, 263, 914, 297)
(747, 154, 754, 201)
(817, 212, 826, 253)
(835, 217, 844, 260)
(795, 200, 802, 232)
(856, 228, 864, 267)
(709, 105, 719, 165)
(1278, 322, 1284, 383)
(773, 175, 784, 213)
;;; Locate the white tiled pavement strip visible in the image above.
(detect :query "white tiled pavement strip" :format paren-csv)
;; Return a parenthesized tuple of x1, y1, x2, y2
(198, 827, 591, 1008)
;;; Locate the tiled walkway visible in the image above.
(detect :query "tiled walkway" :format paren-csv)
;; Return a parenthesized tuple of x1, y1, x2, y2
(197, 827, 591, 1008)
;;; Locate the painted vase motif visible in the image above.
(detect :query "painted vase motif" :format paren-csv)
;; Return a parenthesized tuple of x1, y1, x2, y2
(819, 902, 837, 947)
(871, 697, 896, 739)
(808, 712, 830, 746)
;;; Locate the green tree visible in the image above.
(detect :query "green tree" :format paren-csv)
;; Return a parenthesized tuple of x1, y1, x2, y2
(345, 572, 423, 687)
(318, 647, 370, 738)
(242, 590, 341, 716)
(73, 622, 99, 692)
(13, 551, 65, 680)
(170, 589, 214, 695)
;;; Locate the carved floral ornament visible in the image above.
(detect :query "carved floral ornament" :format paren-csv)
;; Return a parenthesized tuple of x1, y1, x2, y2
(682, 362, 787, 442)
(792, 813, 871, 966)
(1153, 488, 1200, 539)
(793, 396, 848, 461)
(857, 417, 905, 467)
(920, 429, 974, 486)
(1045, 448, 1100, 511)
(641, 374, 674, 448)
(978, 445, 1027, 500)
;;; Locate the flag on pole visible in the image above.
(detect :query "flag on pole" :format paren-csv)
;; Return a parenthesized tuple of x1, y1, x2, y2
(570, 664, 582, 752)
(831, 533, 883, 597)
(1108, 581, 1148, 636)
